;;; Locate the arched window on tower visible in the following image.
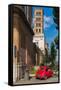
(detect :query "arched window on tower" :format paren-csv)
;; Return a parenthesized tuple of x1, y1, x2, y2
(39, 29, 41, 33)
(36, 29, 38, 32)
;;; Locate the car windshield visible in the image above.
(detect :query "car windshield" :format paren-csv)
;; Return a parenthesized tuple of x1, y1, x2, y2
(40, 67, 44, 70)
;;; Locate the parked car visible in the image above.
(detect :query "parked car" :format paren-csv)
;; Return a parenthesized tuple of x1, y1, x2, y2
(35, 66, 53, 80)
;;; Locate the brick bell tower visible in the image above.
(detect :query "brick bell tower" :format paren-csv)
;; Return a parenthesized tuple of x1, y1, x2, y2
(33, 9, 45, 54)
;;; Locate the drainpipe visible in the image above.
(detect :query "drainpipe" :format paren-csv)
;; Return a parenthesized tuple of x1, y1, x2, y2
(24, 48, 29, 80)
(26, 48, 27, 64)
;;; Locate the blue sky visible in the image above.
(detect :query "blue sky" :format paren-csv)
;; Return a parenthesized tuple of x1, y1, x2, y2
(32, 6, 58, 48)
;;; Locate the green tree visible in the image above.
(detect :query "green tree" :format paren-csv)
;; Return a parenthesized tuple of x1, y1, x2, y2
(50, 42, 57, 67)
(54, 36, 59, 49)
(53, 7, 59, 30)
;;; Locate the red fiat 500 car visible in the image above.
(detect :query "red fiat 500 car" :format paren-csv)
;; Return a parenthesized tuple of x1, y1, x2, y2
(35, 66, 53, 80)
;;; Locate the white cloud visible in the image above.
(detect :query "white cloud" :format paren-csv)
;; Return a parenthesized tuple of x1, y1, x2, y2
(44, 16, 54, 29)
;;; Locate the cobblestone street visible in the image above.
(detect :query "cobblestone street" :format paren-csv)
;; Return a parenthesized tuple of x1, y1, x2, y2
(15, 76, 58, 85)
